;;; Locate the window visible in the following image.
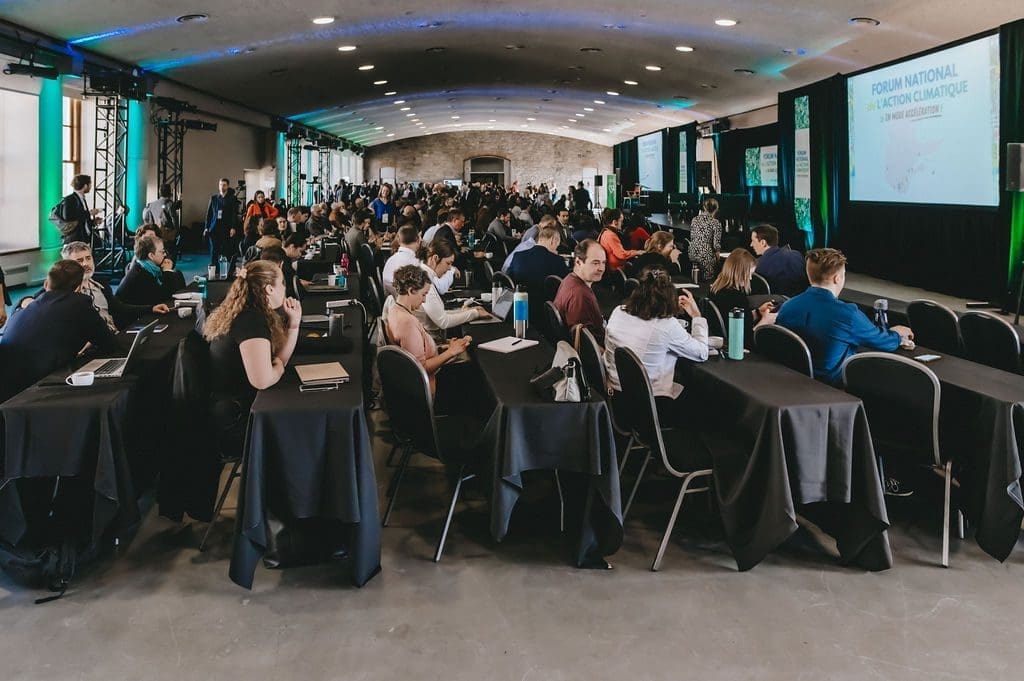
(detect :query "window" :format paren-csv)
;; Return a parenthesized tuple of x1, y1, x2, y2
(62, 96, 81, 192)
(0, 88, 40, 253)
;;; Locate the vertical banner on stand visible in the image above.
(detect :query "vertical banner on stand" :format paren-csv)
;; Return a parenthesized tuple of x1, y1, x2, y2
(678, 132, 688, 193)
(605, 175, 617, 208)
(793, 95, 812, 247)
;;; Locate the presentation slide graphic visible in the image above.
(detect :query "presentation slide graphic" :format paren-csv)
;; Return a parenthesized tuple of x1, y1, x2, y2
(745, 145, 778, 186)
(638, 132, 664, 192)
(848, 34, 1000, 206)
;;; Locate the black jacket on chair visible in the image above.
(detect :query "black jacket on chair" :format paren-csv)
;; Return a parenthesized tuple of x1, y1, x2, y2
(116, 261, 187, 306)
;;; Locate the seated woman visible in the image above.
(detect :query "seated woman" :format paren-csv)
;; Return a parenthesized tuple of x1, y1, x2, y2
(624, 218, 651, 251)
(603, 270, 709, 423)
(241, 215, 263, 252)
(709, 248, 777, 347)
(203, 260, 301, 451)
(687, 196, 723, 282)
(385, 265, 473, 405)
(115, 235, 187, 306)
(632, 231, 682, 276)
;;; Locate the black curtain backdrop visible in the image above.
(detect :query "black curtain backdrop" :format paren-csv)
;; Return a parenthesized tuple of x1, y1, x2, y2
(613, 138, 638, 203)
(666, 123, 699, 198)
(1000, 19, 1024, 304)
(716, 123, 783, 227)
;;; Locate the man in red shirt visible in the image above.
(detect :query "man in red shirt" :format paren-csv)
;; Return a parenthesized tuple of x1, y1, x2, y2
(554, 239, 607, 345)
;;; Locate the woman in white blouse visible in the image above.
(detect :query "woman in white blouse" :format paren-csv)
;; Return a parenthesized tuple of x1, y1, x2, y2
(604, 268, 709, 423)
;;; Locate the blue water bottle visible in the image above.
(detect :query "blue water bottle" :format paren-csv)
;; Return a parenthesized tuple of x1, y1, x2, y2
(727, 308, 745, 360)
(513, 284, 529, 339)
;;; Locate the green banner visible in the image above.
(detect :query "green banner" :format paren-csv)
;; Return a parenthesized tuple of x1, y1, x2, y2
(605, 175, 617, 208)
(793, 95, 812, 247)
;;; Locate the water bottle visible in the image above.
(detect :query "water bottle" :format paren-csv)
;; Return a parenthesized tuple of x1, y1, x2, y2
(690, 263, 700, 283)
(192, 275, 208, 300)
(328, 311, 344, 338)
(727, 308, 745, 360)
(491, 281, 502, 307)
(873, 298, 889, 331)
(513, 284, 529, 339)
(218, 256, 229, 280)
(207, 264, 217, 281)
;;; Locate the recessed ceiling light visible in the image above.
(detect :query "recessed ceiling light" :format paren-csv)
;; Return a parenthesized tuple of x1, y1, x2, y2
(568, 119, 578, 123)
(505, 44, 525, 50)
(385, 91, 397, 96)
(675, 45, 694, 52)
(418, 21, 443, 29)
(526, 117, 536, 121)
(673, 95, 690, 100)
(338, 45, 357, 52)
(411, 118, 419, 122)
(451, 115, 460, 119)
(373, 80, 387, 85)
(521, 124, 529, 127)
(624, 80, 638, 86)
(176, 14, 208, 23)
(560, 125, 569, 129)
(583, 107, 594, 112)
(454, 123, 462, 127)
(374, 126, 384, 130)
(715, 18, 738, 27)
(406, 113, 416, 117)
(425, 46, 446, 53)
(602, 128, 612, 132)
(487, 126, 495, 129)
(312, 16, 335, 25)
(606, 91, 619, 96)
(579, 47, 602, 53)
(488, 119, 496, 122)
(575, 113, 585, 117)
(400, 106, 410, 111)
(394, 100, 405, 104)
(734, 68, 756, 75)
(645, 65, 662, 71)
(593, 100, 605, 105)
(849, 17, 880, 26)
(699, 83, 718, 89)
(358, 65, 374, 71)
(386, 133, 394, 137)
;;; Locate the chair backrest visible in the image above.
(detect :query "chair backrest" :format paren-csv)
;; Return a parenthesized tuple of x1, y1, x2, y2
(623, 277, 640, 298)
(376, 345, 441, 460)
(613, 347, 683, 476)
(243, 245, 262, 263)
(576, 325, 606, 393)
(703, 298, 727, 339)
(842, 352, 941, 465)
(321, 243, 341, 263)
(481, 260, 496, 287)
(542, 300, 570, 344)
(543, 274, 563, 302)
(750, 272, 771, 295)
(906, 299, 962, 355)
(364, 276, 384, 319)
(959, 311, 1022, 373)
(292, 274, 304, 300)
(754, 325, 813, 377)
(171, 331, 211, 406)
(492, 270, 515, 291)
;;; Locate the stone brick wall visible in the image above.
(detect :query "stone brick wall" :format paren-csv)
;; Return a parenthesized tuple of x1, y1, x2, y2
(364, 131, 613, 196)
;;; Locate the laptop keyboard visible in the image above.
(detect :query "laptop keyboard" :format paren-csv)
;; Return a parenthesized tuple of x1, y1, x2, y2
(94, 358, 127, 377)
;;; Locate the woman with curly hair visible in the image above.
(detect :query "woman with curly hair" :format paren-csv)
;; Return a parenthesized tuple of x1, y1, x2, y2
(204, 260, 301, 415)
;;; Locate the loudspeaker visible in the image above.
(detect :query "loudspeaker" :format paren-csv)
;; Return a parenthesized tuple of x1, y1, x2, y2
(594, 175, 603, 187)
(696, 161, 713, 187)
(1009, 143, 1024, 192)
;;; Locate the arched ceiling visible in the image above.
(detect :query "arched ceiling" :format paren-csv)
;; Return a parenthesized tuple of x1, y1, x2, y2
(2, 1, 1021, 146)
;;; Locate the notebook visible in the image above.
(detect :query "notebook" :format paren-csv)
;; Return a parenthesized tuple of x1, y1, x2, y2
(478, 336, 539, 353)
(295, 362, 350, 386)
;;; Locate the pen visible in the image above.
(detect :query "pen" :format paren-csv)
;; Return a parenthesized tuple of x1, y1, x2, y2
(510, 339, 523, 346)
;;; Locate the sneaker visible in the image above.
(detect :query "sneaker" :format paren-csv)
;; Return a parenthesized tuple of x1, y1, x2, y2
(885, 477, 914, 497)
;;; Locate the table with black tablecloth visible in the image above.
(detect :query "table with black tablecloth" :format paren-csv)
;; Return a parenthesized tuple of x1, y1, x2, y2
(895, 347, 1024, 561)
(467, 321, 623, 566)
(229, 294, 380, 588)
(677, 354, 892, 571)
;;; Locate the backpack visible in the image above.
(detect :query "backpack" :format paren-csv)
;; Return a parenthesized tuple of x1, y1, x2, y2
(48, 199, 79, 237)
(0, 538, 94, 604)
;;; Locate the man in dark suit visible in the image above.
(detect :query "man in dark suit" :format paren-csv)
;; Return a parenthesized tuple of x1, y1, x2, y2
(572, 181, 592, 214)
(116, 235, 187, 306)
(507, 224, 569, 329)
(205, 178, 240, 266)
(0, 260, 119, 399)
(433, 209, 486, 272)
(53, 174, 101, 245)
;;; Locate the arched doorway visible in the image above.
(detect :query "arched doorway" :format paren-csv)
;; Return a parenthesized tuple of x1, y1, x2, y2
(464, 156, 511, 186)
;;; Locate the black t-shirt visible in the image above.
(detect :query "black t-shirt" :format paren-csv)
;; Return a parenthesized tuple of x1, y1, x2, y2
(209, 308, 272, 404)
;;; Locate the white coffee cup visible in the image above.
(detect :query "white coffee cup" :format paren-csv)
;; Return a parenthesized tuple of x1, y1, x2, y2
(66, 371, 95, 387)
(480, 292, 493, 302)
(178, 307, 193, 318)
(708, 336, 724, 350)
(327, 274, 338, 286)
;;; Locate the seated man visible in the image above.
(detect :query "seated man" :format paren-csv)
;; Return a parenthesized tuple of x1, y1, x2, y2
(281, 234, 312, 295)
(503, 215, 556, 272)
(776, 247, 913, 385)
(487, 208, 520, 247)
(553, 239, 607, 345)
(18, 241, 170, 330)
(0, 260, 118, 399)
(345, 209, 377, 257)
(750, 224, 808, 296)
(508, 224, 569, 326)
(116, 234, 187, 306)
(382, 225, 453, 296)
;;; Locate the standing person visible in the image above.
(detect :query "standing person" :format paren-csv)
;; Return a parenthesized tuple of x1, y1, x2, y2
(370, 184, 395, 229)
(205, 178, 240, 267)
(687, 196, 723, 283)
(572, 181, 592, 215)
(51, 174, 101, 245)
(243, 190, 280, 223)
(143, 184, 180, 253)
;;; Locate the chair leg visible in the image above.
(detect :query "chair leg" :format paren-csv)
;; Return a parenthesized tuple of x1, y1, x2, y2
(385, 446, 412, 499)
(554, 470, 565, 533)
(622, 453, 652, 522)
(385, 442, 399, 467)
(199, 460, 242, 552)
(382, 447, 413, 527)
(618, 435, 635, 476)
(957, 509, 965, 540)
(434, 466, 471, 563)
(652, 473, 703, 572)
(941, 461, 952, 568)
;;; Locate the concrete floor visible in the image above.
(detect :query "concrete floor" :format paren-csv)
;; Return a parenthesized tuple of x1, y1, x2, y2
(3, 267, 1023, 680)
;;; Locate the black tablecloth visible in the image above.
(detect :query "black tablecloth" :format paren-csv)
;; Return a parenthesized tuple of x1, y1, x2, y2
(679, 354, 892, 571)
(896, 347, 1024, 561)
(229, 301, 380, 588)
(468, 321, 623, 565)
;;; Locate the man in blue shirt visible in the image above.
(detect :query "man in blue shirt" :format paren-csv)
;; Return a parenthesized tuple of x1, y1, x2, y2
(507, 224, 569, 329)
(750, 224, 808, 296)
(776, 248, 913, 384)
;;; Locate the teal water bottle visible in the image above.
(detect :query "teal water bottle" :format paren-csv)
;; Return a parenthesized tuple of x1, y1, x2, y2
(727, 308, 744, 360)
(513, 284, 529, 338)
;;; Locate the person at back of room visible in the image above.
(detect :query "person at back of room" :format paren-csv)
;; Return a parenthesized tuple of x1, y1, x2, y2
(687, 196, 723, 283)
(205, 178, 240, 267)
(709, 248, 778, 346)
(633, 231, 682, 276)
(776, 248, 913, 385)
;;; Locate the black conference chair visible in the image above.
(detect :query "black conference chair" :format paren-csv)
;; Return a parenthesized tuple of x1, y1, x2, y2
(542, 301, 571, 344)
(754, 325, 813, 377)
(842, 352, 961, 567)
(702, 298, 727, 340)
(292, 274, 305, 301)
(543, 274, 563, 303)
(376, 346, 481, 562)
(358, 242, 382, 293)
(613, 347, 713, 571)
(907, 299, 963, 356)
(959, 311, 1022, 373)
(492, 270, 515, 292)
(576, 326, 642, 466)
(480, 260, 496, 287)
(623, 277, 640, 298)
(749, 272, 771, 296)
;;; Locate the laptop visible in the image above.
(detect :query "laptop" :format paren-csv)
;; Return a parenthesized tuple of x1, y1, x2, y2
(470, 288, 515, 325)
(78, 319, 159, 379)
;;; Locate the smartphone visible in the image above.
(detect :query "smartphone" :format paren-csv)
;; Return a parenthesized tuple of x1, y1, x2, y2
(914, 354, 942, 363)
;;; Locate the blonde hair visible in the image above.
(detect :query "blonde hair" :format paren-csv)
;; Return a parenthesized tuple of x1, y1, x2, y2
(203, 261, 286, 353)
(710, 248, 756, 294)
(644, 231, 674, 254)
